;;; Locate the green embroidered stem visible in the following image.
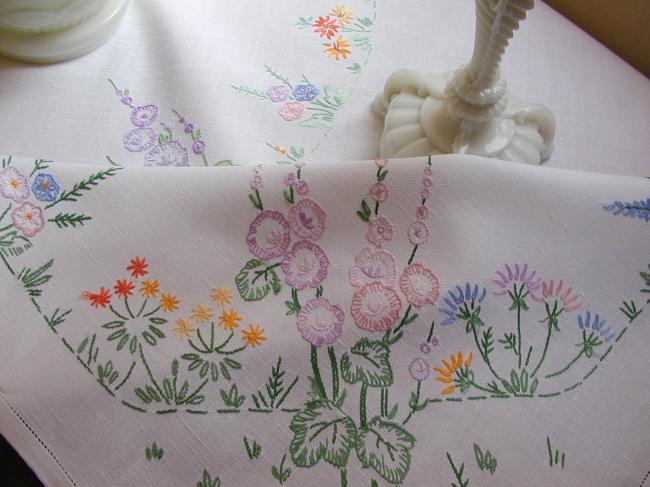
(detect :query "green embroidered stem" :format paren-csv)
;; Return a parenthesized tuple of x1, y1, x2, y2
(124, 297, 135, 319)
(470, 321, 502, 382)
(545, 349, 585, 379)
(380, 387, 388, 416)
(0, 223, 13, 233)
(426, 319, 436, 342)
(1, 252, 15, 275)
(407, 245, 419, 266)
(393, 304, 413, 335)
(142, 305, 161, 318)
(328, 345, 339, 402)
(115, 361, 136, 390)
(402, 381, 421, 425)
(138, 344, 170, 405)
(0, 203, 12, 222)
(339, 467, 348, 487)
(516, 299, 522, 369)
(359, 383, 368, 428)
(135, 298, 148, 317)
(109, 304, 129, 321)
(311, 344, 327, 399)
(531, 324, 552, 378)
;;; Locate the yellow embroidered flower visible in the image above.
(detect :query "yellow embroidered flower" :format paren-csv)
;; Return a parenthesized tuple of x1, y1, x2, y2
(211, 286, 233, 307)
(241, 324, 266, 347)
(173, 318, 195, 340)
(160, 293, 180, 312)
(140, 279, 159, 298)
(330, 5, 354, 26)
(190, 304, 213, 323)
(274, 145, 287, 155)
(323, 37, 351, 60)
(219, 308, 242, 330)
(433, 351, 474, 395)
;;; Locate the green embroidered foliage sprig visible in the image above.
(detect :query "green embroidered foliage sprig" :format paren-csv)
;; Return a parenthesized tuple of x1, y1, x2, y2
(45, 167, 122, 209)
(473, 443, 497, 475)
(145, 442, 164, 461)
(546, 436, 565, 469)
(29, 159, 51, 177)
(640, 265, 650, 303)
(45, 307, 71, 331)
(447, 452, 470, 487)
(48, 212, 92, 228)
(220, 383, 245, 410)
(18, 259, 53, 297)
(1, 155, 12, 168)
(196, 470, 221, 487)
(250, 356, 299, 411)
(0, 230, 32, 257)
(243, 436, 262, 460)
(620, 300, 642, 322)
(271, 454, 292, 485)
(135, 358, 207, 407)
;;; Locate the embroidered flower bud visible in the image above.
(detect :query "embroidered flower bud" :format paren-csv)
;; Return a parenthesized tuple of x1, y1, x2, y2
(192, 140, 206, 155)
(409, 357, 431, 381)
(284, 173, 296, 186)
(184, 123, 194, 133)
(430, 336, 439, 346)
(419, 342, 431, 354)
(416, 205, 429, 220)
(121, 96, 133, 105)
(295, 180, 309, 194)
(250, 174, 264, 190)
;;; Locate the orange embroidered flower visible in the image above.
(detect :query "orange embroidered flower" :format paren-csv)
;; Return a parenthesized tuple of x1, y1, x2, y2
(211, 286, 233, 307)
(160, 293, 180, 312)
(173, 318, 195, 340)
(241, 324, 266, 347)
(140, 279, 159, 298)
(83, 287, 111, 308)
(433, 351, 474, 395)
(190, 304, 213, 323)
(312, 15, 339, 39)
(330, 5, 354, 26)
(114, 279, 135, 298)
(219, 308, 242, 330)
(127, 257, 148, 278)
(274, 146, 287, 155)
(323, 37, 351, 60)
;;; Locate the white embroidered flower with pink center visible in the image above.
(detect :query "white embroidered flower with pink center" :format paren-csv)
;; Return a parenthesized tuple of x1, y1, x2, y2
(0, 166, 29, 203)
(297, 297, 344, 347)
(282, 240, 329, 290)
(279, 102, 305, 121)
(416, 205, 429, 220)
(369, 182, 389, 203)
(11, 201, 45, 237)
(348, 246, 397, 288)
(288, 197, 327, 241)
(367, 215, 393, 248)
(351, 282, 402, 332)
(531, 279, 581, 311)
(399, 263, 439, 308)
(246, 210, 291, 260)
(407, 221, 429, 245)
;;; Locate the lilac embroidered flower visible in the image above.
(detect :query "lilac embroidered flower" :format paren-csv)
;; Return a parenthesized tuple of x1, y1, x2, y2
(531, 279, 581, 312)
(296, 297, 344, 347)
(292, 84, 320, 102)
(123, 128, 157, 152)
(375, 159, 389, 167)
(184, 123, 194, 133)
(279, 102, 305, 121)
(121, 96, 133, 105)
(178, 116, 187, 124)
(266, 85, 290, 102)
(281, 240, 329, 290)
(351, 282, 402, 332)
(430, 336, 439, 346)
(493, 263, 541, 296)
(144, 141, 189, 167)
(409, 357, 430, 381)
(31, 173, 60, 202)
(577, 310, 615, 342)
(192, 140, 206, 155)
(250, 174, 264, 190)
(11, 201, 45, 237)
(0, 166, 29, 202)
(439, 283, 487, 326)
(399, 263, 439, 308)
(246, 210, 291, 260)
(294, 180, 309, 195)
(348, 246, 397, 288)
(294, 161, 306, 169)
(284, 173, 296, 186)
(416, 205, 429, 220)
(419, 342, 431, 354)
(369, 182, 389, 203)
(407, 221, 429, 245)
(288, 198, 326, 241)
(130, 105, 159, 127)
(367, 215, 394, 248)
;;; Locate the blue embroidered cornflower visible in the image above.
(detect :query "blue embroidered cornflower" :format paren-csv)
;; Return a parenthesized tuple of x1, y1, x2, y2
(292, 84, 320, 102)
(31, 173, 60, 202)
(577, 310, 615, 343)
(439, 283, 487, 327)
(603, 198, 650, 221)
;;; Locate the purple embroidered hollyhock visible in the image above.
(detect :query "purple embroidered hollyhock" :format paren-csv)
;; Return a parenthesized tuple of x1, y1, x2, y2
(246, 210, 291, 260)
(123, 128, 157, 152)
(296, 297, 344, 347)
(288, 198, 326, 241)
(266, 85, 289, 102)
(292, 84, 320, 102)
(281, 240, 329, 290)
(192, 140, 206, 155)
(144, 141, 189, 167)
(130, 105, 159, 127)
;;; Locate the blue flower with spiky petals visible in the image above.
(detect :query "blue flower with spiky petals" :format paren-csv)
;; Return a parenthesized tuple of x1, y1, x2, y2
(439, 283, 487, 326)
(577, 310, 615, 342)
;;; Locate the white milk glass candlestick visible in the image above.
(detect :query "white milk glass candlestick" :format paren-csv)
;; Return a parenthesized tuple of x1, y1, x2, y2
(374, 0, 555, 164)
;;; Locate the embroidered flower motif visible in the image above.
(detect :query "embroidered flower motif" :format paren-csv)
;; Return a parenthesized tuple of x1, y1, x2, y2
(409, 357, 430, 381)
(173, 318, 196, 340)
(434, 351, 474, 395)
(284, 173, 296, 186)
(407, 221, 429, 246)
(439, 283, 487, 326)
(323, 37, 351, 60)
(266, 85, 290, 102)
(420, 342, 431, 354)
(192, 140, 206, 155)
(531, 279, 581, 311)
(211, 286, 233, 307)
(312, 16, 339, 39)
(144, 141, 189, 167)
(375, 159, 389, 167)
(294, 180, 309, 195)
(0, 167, 29, 202)
(399, 263, 439, 308)
(31, 173, 60, 202)
(288, 198, 327, 241)
(603, 198, 650, 221)
(114, 279, 135, 298)
(123, 128, 157, 153)
(282, 240, 329, 290)
(190, 304, 213, 323)
(219, 308, 242, 330)
(369, 182, 389, 203)
(160, 293, 180, 312)
(83, 287, 112, 308)
(121, 96, 133, 105)
(367, 215, 394, 248)
(140, 279, 160, 298)
(130, 105, 159, 127)
(246, 210, 292, 260)
(297, 297, 344, 347)
(279, 102, 306, 121)
(420, 187, 431, 199)
(330, 5, 355, 26)
(250, 174, 264, 190)
(11, 202, 45, 237)
(127, 257, 148, 278)
(351, 282, 402, 332)
(578, 310, 616, 342)
(274, 145, 288, 155)
(348, 246, 397, 288)
(416, 205, 429, 221)
(492, 263, 541, 296)
(184, 123, 194, 134)
(292, 84, 320, 102)
(294, 161, 306, 169)
(242, 324, 266, 347)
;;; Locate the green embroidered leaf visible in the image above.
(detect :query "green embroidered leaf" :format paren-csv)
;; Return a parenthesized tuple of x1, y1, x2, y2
(107, 328, 127, 341)
(45, 167, 121, 208)
(149, 317, 167, 325)
(355, 417, 416, 484)
(116, 334, 129, 351)
(103, 320, 125, 329)
(235, 259, 281, 302)
(340, 338, 393, 387)
(196, 469, 221, 487)
(289, 400, 357, 468)
(142, 331, 156, 346)
(48, 212, 92, 228)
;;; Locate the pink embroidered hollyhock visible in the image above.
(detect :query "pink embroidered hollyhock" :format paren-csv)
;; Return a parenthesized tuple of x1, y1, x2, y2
(279, 102, 305, 121)
(348, 246, 397, 288)
(246, 210, 291, 260)
(416, 205, 429, 221)
(531, 279, 581, 311)
(11, 201, 45, 237)
(288, 198, 326, 241)
(297, 297, 344, 347)
(351, 282, 402, 332)
(369, 182, 389, 203)
(0, 166, 29, 203)
(282, 240, 329, 290)
(367, 215, 393, 248)
(407, 221, 429, 245)
(399, 263, 439, 308)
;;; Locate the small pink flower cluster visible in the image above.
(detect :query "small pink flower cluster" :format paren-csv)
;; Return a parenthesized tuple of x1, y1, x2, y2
(407, 163, 433, 246)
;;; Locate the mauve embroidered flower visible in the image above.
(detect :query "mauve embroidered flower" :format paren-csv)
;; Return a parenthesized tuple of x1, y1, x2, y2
(350, 282, 402, 332)
(375, 159, 389, 167)
(31, 173, 60, 202)
(250, 174, 264, 190)
(0, 166, 30, 203)
(369, 182, 389, 203)
(399, 263, 439, 308)
(294, 180, 309, 194)
(192, 140, 206, 155)
(266, 85, 290, 102)
(407, 221, 429, 245)
(284, 173, 296, 186)
(123, 128, 157, 153)
(144, 141, 189, 167)
(348, 246, 397, 288)
(246, 210, 291, 260)
(281, 240, 329, 290)
(296, 297, 344, 347)
(288, 198, 326, 241)
(130, 105, 159, 127)
(409, 357, 431, 381)
(292, 84, 320, 102)
(121, 96, 133, 105)
(493, 263, 541, 296)
(367, 215, 394, 248)
(279, 102, 305, 121)
(184, 123, 194, 133)
(416, 205, 429, 220)
(11, 201, 45, 237)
